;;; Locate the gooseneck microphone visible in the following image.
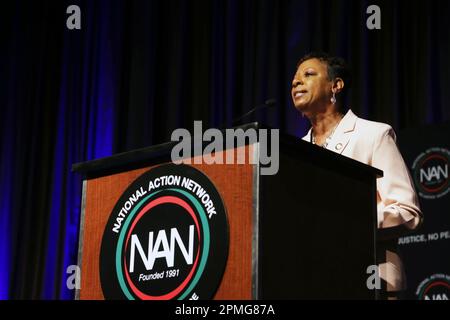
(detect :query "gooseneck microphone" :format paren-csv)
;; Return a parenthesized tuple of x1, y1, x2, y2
(230, 99, 277, 126)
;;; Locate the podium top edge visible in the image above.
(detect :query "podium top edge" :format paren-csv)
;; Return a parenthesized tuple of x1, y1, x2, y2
(72, 122, 383, 179)
(71, 122, 261, 175)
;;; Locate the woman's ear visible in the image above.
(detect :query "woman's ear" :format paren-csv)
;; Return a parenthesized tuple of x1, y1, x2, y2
(333, 77, 345, 94)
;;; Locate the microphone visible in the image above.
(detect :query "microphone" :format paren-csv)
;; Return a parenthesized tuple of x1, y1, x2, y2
(230, 99, 277, 126)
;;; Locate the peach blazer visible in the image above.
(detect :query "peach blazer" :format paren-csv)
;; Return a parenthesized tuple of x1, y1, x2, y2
(302, 109, 423, 292)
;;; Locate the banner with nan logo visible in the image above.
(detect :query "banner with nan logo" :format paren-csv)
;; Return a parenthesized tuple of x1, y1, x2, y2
(398, 123, 450, 300)
(99, 164, 229, 300)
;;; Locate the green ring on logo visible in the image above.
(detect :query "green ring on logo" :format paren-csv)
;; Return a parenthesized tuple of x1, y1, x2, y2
(114, 188, 210, 300)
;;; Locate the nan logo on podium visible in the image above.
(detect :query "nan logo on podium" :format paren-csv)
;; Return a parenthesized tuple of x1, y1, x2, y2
(100, 164, 229, 300)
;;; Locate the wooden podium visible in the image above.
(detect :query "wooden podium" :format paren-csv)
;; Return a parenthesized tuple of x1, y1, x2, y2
(73, 123, 382, 299)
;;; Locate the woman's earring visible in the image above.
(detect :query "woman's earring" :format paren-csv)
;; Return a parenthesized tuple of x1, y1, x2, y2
(331, 92, 336, 104)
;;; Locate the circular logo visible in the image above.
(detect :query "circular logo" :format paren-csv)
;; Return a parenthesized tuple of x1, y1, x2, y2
(416, 274, 450, 300)
(100, 164, 229, 300)
(412, 148, 449, 199)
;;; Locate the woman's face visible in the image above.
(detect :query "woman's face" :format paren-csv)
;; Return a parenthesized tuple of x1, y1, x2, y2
(291, 58, 333, 113)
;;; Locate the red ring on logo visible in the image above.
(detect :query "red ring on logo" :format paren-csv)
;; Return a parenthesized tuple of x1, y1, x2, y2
(423, 281, 450, 296)
(123, 196, 201, 300)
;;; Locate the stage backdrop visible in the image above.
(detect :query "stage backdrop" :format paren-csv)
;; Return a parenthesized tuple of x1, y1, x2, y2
(398, 123, 450, 300)
(1, 0, 450, 299)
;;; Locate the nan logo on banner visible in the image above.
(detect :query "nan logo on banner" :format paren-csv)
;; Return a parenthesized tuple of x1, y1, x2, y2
(412, 147, 449, 200)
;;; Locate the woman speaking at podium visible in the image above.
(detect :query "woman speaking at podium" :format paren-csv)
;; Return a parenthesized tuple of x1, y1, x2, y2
(291, 52, 423, 299)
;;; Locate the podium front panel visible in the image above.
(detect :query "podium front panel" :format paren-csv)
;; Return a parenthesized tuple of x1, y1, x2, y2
(77, 145, 256, 299)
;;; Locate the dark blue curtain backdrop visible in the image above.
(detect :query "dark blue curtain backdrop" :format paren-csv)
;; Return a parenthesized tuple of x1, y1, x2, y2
(1, 0, 449, 299)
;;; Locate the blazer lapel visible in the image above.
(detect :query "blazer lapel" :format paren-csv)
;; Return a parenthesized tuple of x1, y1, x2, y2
(326, 109, 357, 154)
